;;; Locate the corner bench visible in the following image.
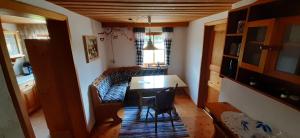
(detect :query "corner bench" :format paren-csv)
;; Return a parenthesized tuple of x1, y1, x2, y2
(90, 66, 167, 123)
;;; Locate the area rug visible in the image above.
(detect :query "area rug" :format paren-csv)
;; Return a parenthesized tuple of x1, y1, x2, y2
(119, 106, 189, 138)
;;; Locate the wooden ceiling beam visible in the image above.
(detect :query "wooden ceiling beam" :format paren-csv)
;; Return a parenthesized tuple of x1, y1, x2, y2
(94, 15, 199, 20)
(60, 5, 231, 9)
(91, 14, 207, 17)
(49, 0, 237, 3)
(70, 9, 227, 12)
(51, 2, 233, 7)
(67, 7, 229, 11)
(75, 11, 221, 14)
(57, 4, 232, 7)
(91, 17, 201, 21)
(101, 22, 189, 27)
(46, 0, 238, 23)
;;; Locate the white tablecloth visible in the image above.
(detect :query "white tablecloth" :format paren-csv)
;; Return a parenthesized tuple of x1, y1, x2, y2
(221, 111, 288, 138)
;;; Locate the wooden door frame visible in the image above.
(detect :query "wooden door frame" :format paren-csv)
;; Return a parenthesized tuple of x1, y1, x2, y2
(0, 18, 36, 138)
(0, 0, 88, 137)
(197, 19, 227, 108)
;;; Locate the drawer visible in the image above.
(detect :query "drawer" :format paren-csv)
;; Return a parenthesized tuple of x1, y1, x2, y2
(19, 80, 35, 93)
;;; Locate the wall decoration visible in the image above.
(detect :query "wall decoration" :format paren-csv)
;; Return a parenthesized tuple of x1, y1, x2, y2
(98, 27, 133, 41)
(98, 27, 134, 64)
(83, 35, 99, 63)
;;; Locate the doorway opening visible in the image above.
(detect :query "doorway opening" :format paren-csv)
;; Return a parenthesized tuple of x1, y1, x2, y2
(1, 14, 50, 138)
(198, 19, 227, 109)
(0, 1, 88, 137)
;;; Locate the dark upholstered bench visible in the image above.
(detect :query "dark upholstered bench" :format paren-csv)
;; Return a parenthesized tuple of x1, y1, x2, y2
(90, 66, 167, 123)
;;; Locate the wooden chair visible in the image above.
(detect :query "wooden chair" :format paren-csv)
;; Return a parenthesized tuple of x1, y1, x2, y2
(145, 84, 178, 133)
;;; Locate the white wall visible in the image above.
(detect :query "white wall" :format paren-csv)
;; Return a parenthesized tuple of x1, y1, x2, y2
(185, 11, 228, 104)
(105, 28, 136, 67)
(220, 78, 300, 137)
(105, 27, 187, 78)
(0, 63, 24, 138)
(168, 27, 187, 79)
(17, 0, 108, 132)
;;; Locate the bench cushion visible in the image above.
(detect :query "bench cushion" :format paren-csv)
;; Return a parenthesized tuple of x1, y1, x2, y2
(136, 68, 167, 76)
(102, 82, 128, 103)
(97, 77, 112, 99)
(91, 67, 168, 104)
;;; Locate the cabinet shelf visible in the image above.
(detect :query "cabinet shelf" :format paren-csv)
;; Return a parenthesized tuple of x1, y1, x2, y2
(223, 74, 300, 112)
(236, 68, 300, 111)
(223, 54, 239, 59)
(226, 33, 243, 36)
(248, 41, 264, 45)
(220, 57, 238, 80)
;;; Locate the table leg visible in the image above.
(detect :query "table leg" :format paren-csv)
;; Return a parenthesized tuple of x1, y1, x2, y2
(137, 92, 142, 119)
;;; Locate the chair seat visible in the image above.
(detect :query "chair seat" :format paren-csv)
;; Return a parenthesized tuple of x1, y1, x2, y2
(142, 96, 155, 106)
(102, 82, 128, 103)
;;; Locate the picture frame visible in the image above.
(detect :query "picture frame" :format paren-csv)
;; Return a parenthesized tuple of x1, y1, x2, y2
(83, 35, 99, 63)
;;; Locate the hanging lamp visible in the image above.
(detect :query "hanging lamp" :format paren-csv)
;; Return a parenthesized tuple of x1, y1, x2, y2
(143, 16, 159, 50)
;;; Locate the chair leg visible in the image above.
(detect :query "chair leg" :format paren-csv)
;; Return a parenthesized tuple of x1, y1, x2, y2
(146, 107, 150, 122)
(155, 112, 158, 133)
(169, 111, 175, 130)
(172, 105, 178, 117)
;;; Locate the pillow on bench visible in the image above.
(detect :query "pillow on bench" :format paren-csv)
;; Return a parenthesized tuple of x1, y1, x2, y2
(92, 67, 168, 103)
(96, 76, 112, 100)
(90, 66, 168, 124)
(102, 82, 128, 103)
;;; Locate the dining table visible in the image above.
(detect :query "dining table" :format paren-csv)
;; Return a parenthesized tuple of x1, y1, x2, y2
(129, 75, 187, 118)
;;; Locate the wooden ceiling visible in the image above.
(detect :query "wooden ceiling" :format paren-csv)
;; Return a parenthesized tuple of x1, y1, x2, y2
(47, 0, 238, 25)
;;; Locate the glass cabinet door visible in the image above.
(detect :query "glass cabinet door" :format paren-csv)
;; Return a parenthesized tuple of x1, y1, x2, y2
(267, 16, 300, 85)
(275, 25, 300, 76)
(239, 19, 275, 73)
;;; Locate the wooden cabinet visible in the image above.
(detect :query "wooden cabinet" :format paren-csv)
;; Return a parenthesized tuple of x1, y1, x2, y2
(20, 80, 40, 114)
(239, 16, 300, 84)
(266, 16, 300, 85)
(220, 0, 300, 111)
(220, 8, 248, 80)
(239, 19, 275, 73)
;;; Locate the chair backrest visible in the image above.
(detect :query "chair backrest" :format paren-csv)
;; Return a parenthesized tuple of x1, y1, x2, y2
(155, 84, 178, 113)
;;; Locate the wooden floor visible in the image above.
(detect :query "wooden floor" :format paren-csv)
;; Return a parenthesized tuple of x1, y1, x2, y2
(30, 109, 50, 138)
(91, 92, 215, 138)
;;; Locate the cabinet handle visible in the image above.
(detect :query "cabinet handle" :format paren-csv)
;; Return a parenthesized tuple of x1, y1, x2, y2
(259, 45, 271, 50)
(260, 45, 280, 51)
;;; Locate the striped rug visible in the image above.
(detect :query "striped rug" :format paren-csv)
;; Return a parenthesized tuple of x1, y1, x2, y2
(119, 106, 189, 138)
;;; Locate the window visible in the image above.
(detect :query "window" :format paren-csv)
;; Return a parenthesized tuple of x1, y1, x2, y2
(143, 34, 165, 65)
(4, 31, 22, 57)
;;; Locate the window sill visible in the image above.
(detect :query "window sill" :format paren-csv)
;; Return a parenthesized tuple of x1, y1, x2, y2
(141, 64, 168, 69)
(10, 54, 25, 63)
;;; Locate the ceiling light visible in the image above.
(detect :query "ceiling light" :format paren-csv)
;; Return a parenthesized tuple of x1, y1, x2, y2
(143, 16, 159, 50)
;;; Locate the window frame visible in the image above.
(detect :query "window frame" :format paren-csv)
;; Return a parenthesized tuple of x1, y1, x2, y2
(143, 32, 166, 66)
(3, 31, 23, 58)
